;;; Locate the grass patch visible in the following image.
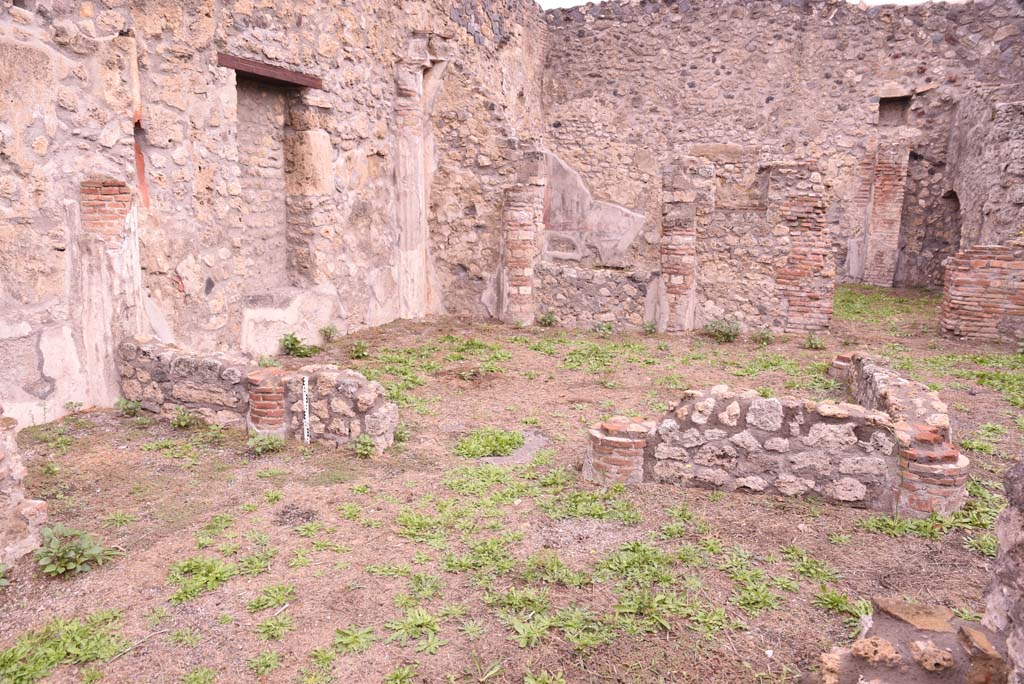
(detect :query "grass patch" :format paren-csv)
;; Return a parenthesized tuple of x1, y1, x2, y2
(454, 427, 525, 459)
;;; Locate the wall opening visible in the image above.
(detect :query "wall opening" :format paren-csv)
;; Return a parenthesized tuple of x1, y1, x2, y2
(878, 95, 912, 126)
(236, 78, 290, 293)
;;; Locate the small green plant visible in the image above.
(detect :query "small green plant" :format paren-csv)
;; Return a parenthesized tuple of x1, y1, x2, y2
(965, 533, 998, 557)
(386, 607, 440, 643)
(171, 407, 201, 429)
(167, 556, 238, 603)
(248, 434, 286, 456)
(802, 333, 826, 350)
(247, 651, 281, 676)
(537, 311, 557, 327)
(258, 355, 281, 368)
(454, 427, 525, 459)
(34, 524, 118, 577)
(333, 625, 376, 654)
(280, 332, 320, 358)
(592, 322, 615, 336)
(350, 341, 370, 360)
(953, 606, 983, 622)
(353, 434, 376, 459)
(64, 401, 84, 413)
(0, 563, 9, 589)
(524, 670, 568, 684)
(103, 512, 139, 529)
(256, 615, 295, 641)
(0, 611, 127, 683)
(703, 319, 741, 343)
(320, 324, 339, 343)
(827, 532, 851, 545)
(180, 667, 216, 684)
(247, 584, 296, 612)
(642, 322, 657, 335)
(751, 329, 775, 347)
(169, 628, 202, 647)
(265, 490, 283, 503)
(115, 398, 141, 417)
(384, 665, 418, 684)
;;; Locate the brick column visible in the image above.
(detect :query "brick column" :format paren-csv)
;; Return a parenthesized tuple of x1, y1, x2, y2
(896, 423, 969, 518)
(246, 368, 289, 437)
(582, 416, 654, 485)
(661, 159, 714, 331)
(500, 153, 546, 326)
(80, 178, 133, 237)
(770, 163, 834, 333)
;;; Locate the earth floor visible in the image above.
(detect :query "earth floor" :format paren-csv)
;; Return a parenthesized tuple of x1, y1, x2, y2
(2, 285, 1022, 684)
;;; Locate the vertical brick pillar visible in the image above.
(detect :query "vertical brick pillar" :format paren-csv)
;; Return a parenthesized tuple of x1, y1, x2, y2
(500, 153, 546, 326)
(770, 163, 834, 333)
(80, 178, 132, 237)
(862, 142, 910, 287)
(941, 245, 1024, 342)
(582, 416, 654, 485)
(246, 368, 289, 437)
(661, 159, 714, 331)
(896, 423, 970, 518)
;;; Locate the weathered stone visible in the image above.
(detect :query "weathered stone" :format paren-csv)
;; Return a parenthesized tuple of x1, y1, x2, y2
(776, 474, 814, 497)
(850, 637, 902, 666)
(747, 398, 783, 431)
(958, 626, 1009, 684)
(874, 597, 955, 633)
(909, 639, 955, 672)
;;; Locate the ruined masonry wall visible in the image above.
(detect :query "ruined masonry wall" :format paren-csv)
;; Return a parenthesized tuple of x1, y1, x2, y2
(543, 0, 1024, 297)
(584, 355, 968, 518)
(116, 339, 398, 452)
(650, 386, 901, 511)
(0, 0, 545, 427)
(941, 245, 1024, 343)
(948, 85, 1024, 250)
(0, 407, 47, 566)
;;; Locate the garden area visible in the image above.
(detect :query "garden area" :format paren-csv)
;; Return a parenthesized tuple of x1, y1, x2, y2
(1, 285, 1021, 684)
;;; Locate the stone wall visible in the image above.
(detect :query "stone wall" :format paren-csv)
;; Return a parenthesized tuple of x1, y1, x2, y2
(534, 263, 651, 330)
(831, 353, 967, 516)
(649, 386, 902, 511)
(0, 0, 546, 426)
(583, 354, 968, 518)
(948, 84, 1024, 250)
(0, 404, 47, 566)
(116, 338, 398, 452)
(985, 460, 1024, 684)
(543, 0, 1024, 296)
(941, 245, 1024, 343)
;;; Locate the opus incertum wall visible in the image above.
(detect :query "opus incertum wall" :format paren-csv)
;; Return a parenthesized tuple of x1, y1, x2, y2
(583, 354, 967, 519)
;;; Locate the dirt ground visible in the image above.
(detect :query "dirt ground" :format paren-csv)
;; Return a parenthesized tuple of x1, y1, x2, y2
(1, 285, 1020, 684)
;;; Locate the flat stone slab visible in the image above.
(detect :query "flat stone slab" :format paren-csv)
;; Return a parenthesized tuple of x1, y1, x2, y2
(874, 597, 955, 633)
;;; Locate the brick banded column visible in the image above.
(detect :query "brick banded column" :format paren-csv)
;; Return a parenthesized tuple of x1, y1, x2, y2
(246, 368, 289, 437)
(500, 153, 546, 326)
(583, 416, 654, 485)
(660, 159, 713, 332)
(896, 423, 969, 517)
